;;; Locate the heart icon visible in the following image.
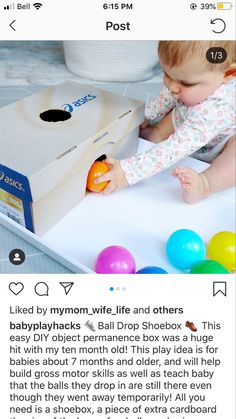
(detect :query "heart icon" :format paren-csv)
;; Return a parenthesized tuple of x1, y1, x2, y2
(9, 282, 24, 295)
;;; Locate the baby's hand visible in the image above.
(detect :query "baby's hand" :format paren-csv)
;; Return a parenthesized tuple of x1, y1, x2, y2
(140, 118, 150, 130)
(95, 158, 128, 194)
(140, 125, 163, 143)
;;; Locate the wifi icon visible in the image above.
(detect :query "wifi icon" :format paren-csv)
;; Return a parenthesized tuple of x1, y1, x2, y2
(33, 2, 42, 9)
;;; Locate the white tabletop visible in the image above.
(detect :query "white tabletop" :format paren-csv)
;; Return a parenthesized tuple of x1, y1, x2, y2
(41, 140, 235, 273)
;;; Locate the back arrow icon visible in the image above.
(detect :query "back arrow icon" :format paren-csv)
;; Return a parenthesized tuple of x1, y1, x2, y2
(210, 18, 226, 34)
(10, 20, 16, 31)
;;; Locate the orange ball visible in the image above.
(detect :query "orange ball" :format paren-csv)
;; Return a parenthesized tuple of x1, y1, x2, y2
(86, 161, 110, 192)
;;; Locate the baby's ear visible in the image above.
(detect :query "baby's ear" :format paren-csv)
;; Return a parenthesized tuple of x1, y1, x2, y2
(222, 64, 236, 83)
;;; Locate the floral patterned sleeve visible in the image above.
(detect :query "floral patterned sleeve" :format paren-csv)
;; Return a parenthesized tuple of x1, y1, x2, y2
(145, 86, 175, 122)
(121, 98, 233, 185)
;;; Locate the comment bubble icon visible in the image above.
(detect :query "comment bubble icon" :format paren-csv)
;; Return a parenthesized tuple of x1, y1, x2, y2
(34, 282, 49, 296)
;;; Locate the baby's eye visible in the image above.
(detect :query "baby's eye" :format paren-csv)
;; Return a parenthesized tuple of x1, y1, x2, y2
(181, 81, 197, 87)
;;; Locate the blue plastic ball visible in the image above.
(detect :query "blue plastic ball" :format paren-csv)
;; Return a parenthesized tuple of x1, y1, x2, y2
(166, 229, 206, 270)
(136, 266, 168, 274)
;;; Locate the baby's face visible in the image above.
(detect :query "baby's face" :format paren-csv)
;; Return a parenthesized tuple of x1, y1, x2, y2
(161, 60, 225, 107)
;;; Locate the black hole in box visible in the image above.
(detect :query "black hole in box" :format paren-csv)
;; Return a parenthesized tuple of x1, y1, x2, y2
(96, 154, 107, 162)
(40, 109, 71, 122)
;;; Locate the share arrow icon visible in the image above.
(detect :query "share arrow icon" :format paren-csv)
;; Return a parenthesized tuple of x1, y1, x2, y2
(59, 282, 74, 295)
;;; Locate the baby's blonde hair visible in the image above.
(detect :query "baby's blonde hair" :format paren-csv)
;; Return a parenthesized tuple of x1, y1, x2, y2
(158, 41, 236, 72)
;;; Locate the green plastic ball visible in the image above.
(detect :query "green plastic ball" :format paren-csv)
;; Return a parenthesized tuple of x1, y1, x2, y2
(189, 259, 230, 274)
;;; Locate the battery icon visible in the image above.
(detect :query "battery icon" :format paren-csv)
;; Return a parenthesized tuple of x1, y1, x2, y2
(217, 2, 233, 9)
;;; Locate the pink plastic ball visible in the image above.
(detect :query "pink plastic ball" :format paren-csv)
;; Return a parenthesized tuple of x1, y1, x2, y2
(95, 245, 136, 274)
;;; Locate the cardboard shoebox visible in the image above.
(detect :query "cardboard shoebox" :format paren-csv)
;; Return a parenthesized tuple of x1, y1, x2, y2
(0, 81, 144, 235)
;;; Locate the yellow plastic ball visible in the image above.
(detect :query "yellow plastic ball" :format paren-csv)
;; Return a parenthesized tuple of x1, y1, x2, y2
(207, 231, 236, 272)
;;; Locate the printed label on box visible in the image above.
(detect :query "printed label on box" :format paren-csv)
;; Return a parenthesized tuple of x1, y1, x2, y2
(0, 188, 26, 227)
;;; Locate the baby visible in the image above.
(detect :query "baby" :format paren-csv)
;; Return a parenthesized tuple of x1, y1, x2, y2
(96, 41, 236, 203)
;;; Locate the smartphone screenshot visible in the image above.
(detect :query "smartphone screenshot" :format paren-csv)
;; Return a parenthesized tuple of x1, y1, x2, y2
(0, 1, 235, 418)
